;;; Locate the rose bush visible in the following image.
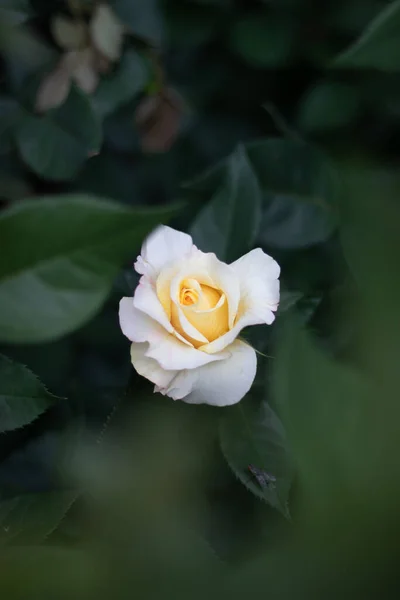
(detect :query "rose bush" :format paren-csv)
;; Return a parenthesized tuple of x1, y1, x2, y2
(119, 226, 280, 406)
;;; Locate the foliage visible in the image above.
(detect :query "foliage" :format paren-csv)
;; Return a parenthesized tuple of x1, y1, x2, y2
(0, 0, 400, 597)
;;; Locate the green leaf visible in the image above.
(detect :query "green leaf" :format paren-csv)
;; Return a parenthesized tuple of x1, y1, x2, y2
(332, 0, 400, 71)
(92, 49, 149, 118)
(297, 82, 359, 132)
(0, 0, 33, 25)
(220, 398, 293, 517)
(16, 85, 101, 181)
(229, 14, 294, 68)
(273, 318, 380, 513)
(0, 491, 78, 545)
(182, 159, 226, 195)
(0, 354, 58, 432)
(110, 0, 163, 45)
(190, 145, 261, 262)
(166, 4, 218, 46)
(0, 96, 23, 153)
(278, 289, 304, 313)
(0, 194, 181, 344)
(185, 138, 337, 250)
(247, 138, 337, 249)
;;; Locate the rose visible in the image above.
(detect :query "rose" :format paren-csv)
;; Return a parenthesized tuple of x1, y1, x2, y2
(119, 226, 280, 406)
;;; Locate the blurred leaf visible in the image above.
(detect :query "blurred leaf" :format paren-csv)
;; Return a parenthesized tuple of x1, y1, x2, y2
(185, 138, 337, 250)
(92, 49, 149, 118)
(229, 14, 294, 68)
(16, 85, 101, 181)
(333, 0, 400, 71)
(190, 145, 261, 262)
(182, 158, 226, 195)
(73, 150, 141, 204)
(328, 0, 385, 36)
(297, 82, 360, 133)
(135, 87, 186, 154)
(0, 96, 23, 154)
(110, 0, 163, 45)
(0, 546, 96, 598)
(220, 398, 293, 518)
(166, 4, 218, 46)
(0, 194, 181, 344)
(0, 490, 78, 544)
(273, 317, 383, 519)
(247, 139, 337, 249)
(278, 289, 304, 313)
(0, 354, 58, 433)
(0, 0, 33, 25)
(0, 155, 31, 201)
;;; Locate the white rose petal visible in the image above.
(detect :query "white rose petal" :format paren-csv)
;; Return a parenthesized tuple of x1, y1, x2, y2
(90, 3, 124, 62)
(134, 225, 194, 281)
(119, 226, 280, 406)
(51, 15, 87, 50)
(130, 343, 178, 388)
(35, 63, 72, 113)
(129, 339, 257, 406)
(70, 48, 99, 94)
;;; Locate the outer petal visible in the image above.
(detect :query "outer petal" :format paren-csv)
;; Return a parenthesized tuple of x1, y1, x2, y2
(119, 297, 161, 343)
(199, 248, 280, 354)
(145, 332, 229, 371)
(232, 247, 280, 314)
(133, 277, 173, 333)
(130, 342, 178, 388)
(119, 297, 229, 370)
(134, 226, 194, 280)
(160, 340, 257, 406)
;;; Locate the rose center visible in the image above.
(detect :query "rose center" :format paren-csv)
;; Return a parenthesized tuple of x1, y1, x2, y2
(180, 287, 199, 306)
(171, 278, 229, 347)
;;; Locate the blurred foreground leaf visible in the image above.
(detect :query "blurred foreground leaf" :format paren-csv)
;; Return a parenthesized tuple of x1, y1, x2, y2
(333, 0, 400, 71)
(0, 354, 58, 433)
(220, 398, 293, 518)
(0, 194, 181, 343)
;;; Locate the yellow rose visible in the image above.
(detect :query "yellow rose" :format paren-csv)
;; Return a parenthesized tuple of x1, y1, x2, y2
(119, 226, 280, 406)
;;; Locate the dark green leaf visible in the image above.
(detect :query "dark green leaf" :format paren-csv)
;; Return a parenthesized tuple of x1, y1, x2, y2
(247, 138, 337, 249)
(92, 50, 149, 118)
(0, 194, 181, 344)
(110, 0, 163, 45)
(278, 289, 304, 313)
(0, 96, 23, 153)
(219, 398, 293, 517)
(297, 82, 359, 132)
(0, 354, 58, 432)
(166, 4, 218, 46)
(332, 0, 400, 71)
(16, 86, 101, 181)
(182, 159, 226, 195)
(185, 138, 337, 250)
(190, 145, 262, 262)
(229, 14, 294, 68)
(0, 491, 78, 544)
(0, 0, 33, 25)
